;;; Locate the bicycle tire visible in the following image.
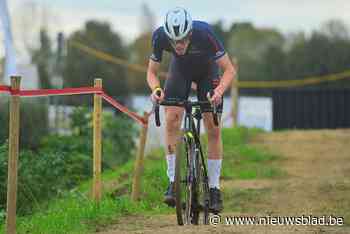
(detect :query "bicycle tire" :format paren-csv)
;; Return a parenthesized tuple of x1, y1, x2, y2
(175, 136, 185, 225)
(175, 135, 196, 225)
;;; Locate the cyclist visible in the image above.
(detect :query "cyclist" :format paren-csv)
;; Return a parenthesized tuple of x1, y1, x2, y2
(147, 7, 236, 213)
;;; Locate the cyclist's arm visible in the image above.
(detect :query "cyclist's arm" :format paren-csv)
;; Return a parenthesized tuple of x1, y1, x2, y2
(205, 23, 236, 95)
(147, 59, 161, 91)
(215, 54, 236, 95)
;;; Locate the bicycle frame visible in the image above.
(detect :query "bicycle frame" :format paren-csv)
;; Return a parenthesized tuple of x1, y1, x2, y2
(182, 105, 209, 188)
(181, 105, 210, 224)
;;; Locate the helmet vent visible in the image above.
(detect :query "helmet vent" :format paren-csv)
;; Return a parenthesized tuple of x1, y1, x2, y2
(165, 22, 170, 34)
(173, 26, 180, 36)
(184, 20, 188, 32)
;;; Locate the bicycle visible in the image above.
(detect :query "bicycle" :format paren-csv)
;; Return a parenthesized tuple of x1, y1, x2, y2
(154, 92, 219, 225)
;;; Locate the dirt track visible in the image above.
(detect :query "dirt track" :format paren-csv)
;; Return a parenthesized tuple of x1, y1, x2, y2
(97, 129, 350, 234)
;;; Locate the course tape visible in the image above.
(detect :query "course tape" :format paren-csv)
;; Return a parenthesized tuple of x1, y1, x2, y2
(21, 87, 103, 96)
(0, 85, 147, 126)
(101, 93, 147, 126)
(1, 85, 102, 96)
(0, 85, 11, 93)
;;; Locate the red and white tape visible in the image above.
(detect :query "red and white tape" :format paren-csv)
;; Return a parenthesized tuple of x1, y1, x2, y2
(0, 85, 147, 126)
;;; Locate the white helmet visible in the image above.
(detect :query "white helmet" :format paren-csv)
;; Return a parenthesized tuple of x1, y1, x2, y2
(163, 7, 192, 41)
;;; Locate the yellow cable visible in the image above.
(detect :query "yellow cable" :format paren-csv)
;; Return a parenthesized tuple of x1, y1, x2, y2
(70, 40, 350, 88)
(69, 40, 167, 79)
(237, 70, 350, 88)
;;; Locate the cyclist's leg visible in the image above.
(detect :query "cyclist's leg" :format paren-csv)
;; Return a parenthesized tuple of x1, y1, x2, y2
(164, 57, 191, 168)
(196, 62, 223, 162)
(163, 57, 191, 205)
(196, 62, 224, 212)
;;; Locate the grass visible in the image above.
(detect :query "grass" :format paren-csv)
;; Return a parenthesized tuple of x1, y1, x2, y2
(224, 187, 273, 213)
(0, 127, 282, 233)
(210, 127, 284, 180)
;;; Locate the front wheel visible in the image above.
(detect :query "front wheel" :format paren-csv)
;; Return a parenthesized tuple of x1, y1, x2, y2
(175, 135, 196, 225)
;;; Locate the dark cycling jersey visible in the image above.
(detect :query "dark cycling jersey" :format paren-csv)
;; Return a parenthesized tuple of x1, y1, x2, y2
(150, 20, 226, 67)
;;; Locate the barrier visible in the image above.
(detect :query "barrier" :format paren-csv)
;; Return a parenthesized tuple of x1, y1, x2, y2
(0, 76, 150, 234)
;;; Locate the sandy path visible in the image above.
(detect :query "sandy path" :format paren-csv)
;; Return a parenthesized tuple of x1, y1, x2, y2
(97, 129, 350, 234)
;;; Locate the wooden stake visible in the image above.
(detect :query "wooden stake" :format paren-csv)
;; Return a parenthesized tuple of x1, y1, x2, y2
(93, 79, 102, 202)
(6, 76, 21, 234)
(131, 112, 149, 201)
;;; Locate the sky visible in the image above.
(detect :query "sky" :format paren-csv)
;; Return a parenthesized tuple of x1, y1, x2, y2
(1, 0, 350, 60)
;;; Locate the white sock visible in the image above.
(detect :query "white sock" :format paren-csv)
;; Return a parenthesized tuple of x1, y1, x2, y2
(207, 159, 222, 189)
(166, 154, 176, 182)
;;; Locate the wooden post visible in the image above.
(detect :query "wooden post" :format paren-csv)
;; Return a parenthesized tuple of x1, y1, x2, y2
(93, 79, 102, 202)
(231, 57, 239, 127)
(131, 112, 149, 201)
(6, 76, 21, 234)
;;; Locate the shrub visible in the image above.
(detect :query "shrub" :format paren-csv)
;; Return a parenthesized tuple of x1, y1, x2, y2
(0, 98, 49, 150)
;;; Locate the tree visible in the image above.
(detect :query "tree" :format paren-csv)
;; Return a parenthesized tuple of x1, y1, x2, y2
(64, 20, 129, 105)
(226, 22, 285, 81)
(285, 29, 350, 88)
(211, 20, 230, 47)
(127, 32, 152, 94)
(320, 19, 349, 40)
(127, 32, 171, 94)
(31, 29, 53, 88)
(260, 46, 286, 81)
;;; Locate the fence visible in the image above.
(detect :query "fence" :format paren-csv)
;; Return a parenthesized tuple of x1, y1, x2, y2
(273, 89, 350, 130)
(0, 76, 150, 234)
